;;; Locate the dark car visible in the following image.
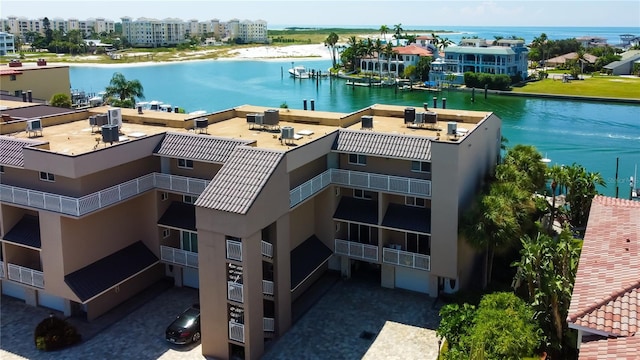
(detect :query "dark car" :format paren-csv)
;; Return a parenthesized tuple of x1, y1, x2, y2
(165, 304, 201, 345)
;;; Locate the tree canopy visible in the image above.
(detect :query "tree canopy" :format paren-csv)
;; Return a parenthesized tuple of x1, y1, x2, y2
(104, 72, 145, 108)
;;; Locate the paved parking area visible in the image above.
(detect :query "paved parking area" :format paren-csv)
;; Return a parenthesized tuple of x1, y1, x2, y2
(1, 286, 205, 360)
(1, 276, 441, 360)
(263, 278, 441, 360)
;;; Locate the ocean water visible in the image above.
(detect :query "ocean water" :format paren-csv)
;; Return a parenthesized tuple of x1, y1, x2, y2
(69, 26, 640, 197)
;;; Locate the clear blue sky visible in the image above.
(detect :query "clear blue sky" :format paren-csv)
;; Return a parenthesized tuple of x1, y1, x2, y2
(2, 0, 639, 27)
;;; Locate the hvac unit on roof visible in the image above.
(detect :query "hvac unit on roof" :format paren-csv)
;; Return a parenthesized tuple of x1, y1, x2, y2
(26, 118, 43, 137)
(254, 113, 264, 125)
(414, 112, 425, 124)
(447, 122, 458, 135)
(281, 126, 294, 140)
(263, 109, 279, 125)
(101, 124, 120, 143)
(404, 107, 415, 124)
(361, 115, 373, 129)
(425, 111, 438, 124)
(107, 108, 122, 129)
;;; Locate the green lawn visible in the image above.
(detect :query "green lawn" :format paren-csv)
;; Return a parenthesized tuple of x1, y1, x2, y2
(512, 75, 640, 99)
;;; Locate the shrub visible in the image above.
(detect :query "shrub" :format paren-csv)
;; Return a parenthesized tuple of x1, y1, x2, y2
(34, 315, 81, 351)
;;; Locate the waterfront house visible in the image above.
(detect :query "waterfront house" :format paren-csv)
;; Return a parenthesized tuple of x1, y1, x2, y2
(603, 50, 640, 75)
(429, 39, 529, 87)
(0, 101, 501, 359)
(0, 31, 16, 55)
(360, 44, 436, 78)
(566, 195, 640, 359)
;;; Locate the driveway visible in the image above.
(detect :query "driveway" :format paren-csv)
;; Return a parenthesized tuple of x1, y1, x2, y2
(263, 276, 442, 360)
(0, 286, 205, 360)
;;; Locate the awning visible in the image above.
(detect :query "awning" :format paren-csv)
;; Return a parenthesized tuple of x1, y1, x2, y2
(290, 235, 333, 291)
(158, 201, 196, 231)
(333, 197, 378, 225)
(3, 215, 41, 249)
(64, 241, 158, 303)
(381, 203, 431, 233)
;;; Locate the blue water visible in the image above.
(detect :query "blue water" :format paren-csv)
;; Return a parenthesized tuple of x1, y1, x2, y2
(69, 26, 640, 198)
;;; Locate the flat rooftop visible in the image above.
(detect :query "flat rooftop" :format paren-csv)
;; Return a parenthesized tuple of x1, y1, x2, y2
(2, 103, 491, 156)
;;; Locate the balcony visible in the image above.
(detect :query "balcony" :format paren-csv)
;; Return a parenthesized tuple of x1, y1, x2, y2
(226, 240, 242, 262)
(227, 281, 244, 303)
(262, 279, 274, 296)
(334, 239, 379, 262)
(382, 247, 430, 271)
(290, 169, 431, 208)
(263, 317, 275, 332)
(261, 240, 273, 258)
(229, 321, 245, 343)
(0, 173, 209, 217)
(7, 263, 44, 288)
(160, 245, 198, 268)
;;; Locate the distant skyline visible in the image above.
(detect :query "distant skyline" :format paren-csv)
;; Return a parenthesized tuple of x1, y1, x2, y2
(2, 0, 640, 28)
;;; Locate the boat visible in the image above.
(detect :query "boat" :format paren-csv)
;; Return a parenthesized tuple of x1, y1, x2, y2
(289, 66, 310, 79)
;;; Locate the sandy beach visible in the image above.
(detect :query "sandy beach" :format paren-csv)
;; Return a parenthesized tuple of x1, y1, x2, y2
(41, 43, 332, 68)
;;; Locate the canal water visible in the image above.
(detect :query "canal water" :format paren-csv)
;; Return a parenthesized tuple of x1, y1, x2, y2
(70, 59, 640, 197)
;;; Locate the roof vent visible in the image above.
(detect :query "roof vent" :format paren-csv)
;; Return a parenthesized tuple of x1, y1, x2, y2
(361, 115, 373, 130)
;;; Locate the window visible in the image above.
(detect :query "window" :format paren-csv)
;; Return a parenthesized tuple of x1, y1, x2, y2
(181, 231, 198, 253)
(183, 195, 196, 204)
(160, 192, 168, 201)
(354, 189, 373, 200)
(0, 165, 4, 173)
(411, 161, 431, 173)
(10, 75, 16, 81)
(349, 223, 378, 245)
(177, 158, 193, 169)
(39, 172, 55, 182)
(348, 154, 367, 165)
(405, 196, 426, 207)
(163, 228, 170, 238)
(406, 233, 430, 255)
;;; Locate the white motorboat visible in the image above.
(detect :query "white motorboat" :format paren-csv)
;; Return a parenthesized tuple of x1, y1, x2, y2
(289, 65, 310, 79)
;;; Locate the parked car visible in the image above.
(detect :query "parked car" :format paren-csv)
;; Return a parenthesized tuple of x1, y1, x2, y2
(165, 303, 201, 345)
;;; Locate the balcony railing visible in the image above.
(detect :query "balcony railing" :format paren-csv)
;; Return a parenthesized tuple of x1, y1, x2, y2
(226, 240, 242, 262)
(0, 260, 4, 278)
(334, 239, 379, 262)
(160, 245, 198, 268)
(229, 321, 245, 343)
(382, 247, 430, 271)
(7, 263, 44, 288)
(290, 168, 431, 208)
(262, 279, 274, 296)
(227, 281, 244, 303)
(0, 173, 209, 217)
(261, 240, 273, 258)
(263, 317, 275, 332)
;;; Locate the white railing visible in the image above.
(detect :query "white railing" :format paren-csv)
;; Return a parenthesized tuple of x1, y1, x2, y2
(0, 173, 209, 217)
(261, 240, 273, 258)
(229, 321, 245, 343)
(262, 279, 274, 296)
(7, 263, 44, 288)
(263, 317, 275, 332)
(334, 239, 379, 262)
(160, 245, 198, 268)
(227, 281, 244, 303)
(226, 240, 242, 261)
(0, 260, 4, 278)
(382, 247, 430, 271)
(290, 168, 432, 208)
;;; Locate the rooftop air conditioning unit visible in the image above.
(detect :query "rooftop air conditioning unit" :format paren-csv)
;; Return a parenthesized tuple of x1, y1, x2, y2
(447, 122, 458, 135)
(264, 109, 279, 125)
(107, 108, 122, 129)
(361, 115, 373, 129)
(281, 126, 294, 140)
(27, 118, 42, 131)
(101, 124, 120, 143)
(195, 118, 208, 128)
(254, 114, 264, 125)
(414, 112, 425, 124)
(425, 111, 438, 124)
(404, 107, 415, 124)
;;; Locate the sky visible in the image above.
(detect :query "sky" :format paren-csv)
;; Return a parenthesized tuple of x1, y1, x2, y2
(1, 0, 639, 28)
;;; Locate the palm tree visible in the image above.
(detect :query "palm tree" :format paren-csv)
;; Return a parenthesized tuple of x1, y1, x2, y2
(393, 23, 403, 40)
(324, 32, 339, 69)
(104, 72, 145, 108)
(374, 39, 383, 80)
(492, 35, 504, 45)
(533, 33, 549, 65)
(383, 42, 395, 80)
(347, 36, 358, 72)
(379, 25, 389, 43)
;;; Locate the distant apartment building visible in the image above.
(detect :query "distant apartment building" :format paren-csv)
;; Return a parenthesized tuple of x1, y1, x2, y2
(1, 82, 500, 359)
(0, 31, 16, 55)
(238, 19, 267, 43)
(1, 16, 115, 41)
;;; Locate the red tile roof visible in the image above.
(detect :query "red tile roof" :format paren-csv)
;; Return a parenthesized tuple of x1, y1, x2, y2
(578, 336, 640, 360)
(567, 196, 640, 338)
(394, 44, 434, 57)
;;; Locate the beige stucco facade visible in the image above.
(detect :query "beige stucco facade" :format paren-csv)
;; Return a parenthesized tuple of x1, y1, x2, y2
(0, 64, 71, 102)
(0, 102, 500, 359)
